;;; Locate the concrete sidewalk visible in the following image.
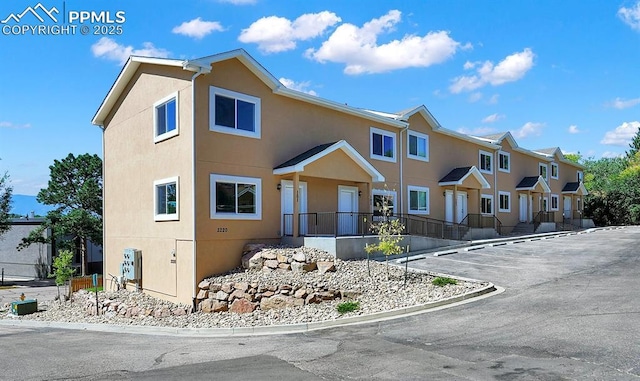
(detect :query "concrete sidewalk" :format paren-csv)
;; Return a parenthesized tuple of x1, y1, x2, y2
(0, 279, 60, 310)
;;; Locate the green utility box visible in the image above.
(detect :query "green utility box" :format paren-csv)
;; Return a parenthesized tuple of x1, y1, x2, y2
(11, 299, 38, 315)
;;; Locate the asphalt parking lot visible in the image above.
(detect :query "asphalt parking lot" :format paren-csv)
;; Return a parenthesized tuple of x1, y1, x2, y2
(1, 226, 639, 380)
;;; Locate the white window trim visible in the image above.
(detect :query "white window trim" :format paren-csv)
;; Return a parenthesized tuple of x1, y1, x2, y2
(479, 150, 493, 174)
(370, 127, 397, 163)
(577, 170, 583, 182)
(209, 86, 261, 139)
(210, 174, 262, 220)
(498, 191, 511, 213)
(550, 194, 559, 211)
(498, 151, 510, 173)
(481, 194, 494, 215)
(551, 162, 559, 180)
(539, 162, 549, 181)
(153, 92, 179, 143)
(154, 176, 179, 221)
(372, 189, 398, 216)
(407, 185, 429, 215)
(406, 130, 429, 162)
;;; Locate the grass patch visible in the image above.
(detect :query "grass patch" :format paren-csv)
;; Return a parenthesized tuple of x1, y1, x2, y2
(337, 301, 360, 314)
(432, 277, 458, 287)
(83, 286, 103, 292)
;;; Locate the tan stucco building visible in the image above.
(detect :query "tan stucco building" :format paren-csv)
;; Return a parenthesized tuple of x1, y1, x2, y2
(92, 49, 588, 304)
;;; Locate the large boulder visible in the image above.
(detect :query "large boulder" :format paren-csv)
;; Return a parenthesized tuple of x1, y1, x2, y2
(260, 295, 297, 310)
(229, 299, 257, 314)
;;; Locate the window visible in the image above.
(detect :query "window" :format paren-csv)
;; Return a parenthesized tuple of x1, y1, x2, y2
(551, 194, 559, 211)
(479, 150, 493, 173)
(210, 87, 261, 139)
(372, 189, 397, 218)
(481, 194, 493, 214)
(408, 186, 429, 215)
(551, 163, 559, 179)
(154, 176, 179, 221)
(539, 163, 548, 181)
(210, 174, 262, 220)
(498, 191, 511, 212)
(407, 131, 429, 162)
(498, 151, 510, 173)
(370, 127, 396, 162)
(154, 92, 179, 142)
(577, 170, 583, 182)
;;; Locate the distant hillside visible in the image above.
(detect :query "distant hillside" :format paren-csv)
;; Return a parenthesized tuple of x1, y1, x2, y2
(10, 194, 54, 217)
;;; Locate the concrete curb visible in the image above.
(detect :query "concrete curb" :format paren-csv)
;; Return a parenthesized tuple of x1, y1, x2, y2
(396, 226, 623, 263)
(0, 282, 501, 337)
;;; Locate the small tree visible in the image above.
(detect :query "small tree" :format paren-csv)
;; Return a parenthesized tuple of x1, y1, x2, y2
(364, 189, 405, 279)
(0, 167, 12, 239)
(51, 249, 75, 300)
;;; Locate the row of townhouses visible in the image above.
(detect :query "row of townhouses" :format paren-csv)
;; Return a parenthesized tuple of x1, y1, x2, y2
(92, 49, 589, 304)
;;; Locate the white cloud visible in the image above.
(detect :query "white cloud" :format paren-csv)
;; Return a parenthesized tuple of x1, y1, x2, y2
(172, 18, 224, 39)
(239, 11, 341, 53)
(457, 126, 497, 136)
(449, 48, 535, 93)
(279, 77, 318, 96)
(0, 121, 31, 129)
(511, 122, 544, 139)
(306, 10, 468, 75)
(607, 97, 640, 109)
(602, 151, 624, 158)
(568, 124, 581, 134)
(481, 113, 505, 123)
(91, 37, 170, 65)
(618, 2, 640, 31)
(463, 61, 477, 70)
(488, 94, 499, 104)
(219, 0, 256, 4)
(468, 92, 482, 103)
(601, 121, 640, 146)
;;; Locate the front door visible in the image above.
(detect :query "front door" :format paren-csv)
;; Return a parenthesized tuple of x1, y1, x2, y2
(519, 194, 528, 222)
(281, 180, 307, 236)
(338, 186, 358, 235)
(563, 196, 572, 219)
(456, 191, 467, 224)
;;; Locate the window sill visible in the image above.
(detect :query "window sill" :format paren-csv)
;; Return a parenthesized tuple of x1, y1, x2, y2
(154, 129, 179, 143)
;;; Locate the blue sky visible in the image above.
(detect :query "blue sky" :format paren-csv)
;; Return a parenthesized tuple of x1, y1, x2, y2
(1, 0, 639, 196)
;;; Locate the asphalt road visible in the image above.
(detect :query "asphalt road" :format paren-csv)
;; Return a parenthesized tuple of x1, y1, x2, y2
(1, 227, 639, 380)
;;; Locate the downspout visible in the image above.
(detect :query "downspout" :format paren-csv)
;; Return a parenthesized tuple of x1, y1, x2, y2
(494, 149, 499, 230)
(99, 124, 106, 284)
(190, 67, 205, 307)
(399, 125, 409, 215)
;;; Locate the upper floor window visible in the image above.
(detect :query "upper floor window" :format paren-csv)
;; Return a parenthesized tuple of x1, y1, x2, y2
(539, 163, 548, 181)
(551, 163, 559, 179)
(577, 170, 583, 182)
(210, 174, 262, 220)
(210, 87, 261, 139)
(154, 92, 179, 143)
(498, 151, 510, 173)
(407, 131, 429, 162)
(370, 127, 396, 162)
(408, 186, 429, 215)
(479, 150, 493, 174)
(154, 176, 179, 221)
(481, 194, 493, 214)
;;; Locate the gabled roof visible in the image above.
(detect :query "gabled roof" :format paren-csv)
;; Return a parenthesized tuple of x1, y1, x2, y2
(92, 49, 406, 129)
(273, 140, 385, 182)
(534, 147, 584, 168)
(473, 131, 553, 162)
(438, 166, 491, 189)
(562, 182, 588, 195)
(516, 175, 551, 192)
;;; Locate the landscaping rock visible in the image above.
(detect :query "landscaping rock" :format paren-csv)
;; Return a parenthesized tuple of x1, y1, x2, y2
(317, 261, 336, 274)
(197, 280, 211, 290)
(229, 299, 257, 314)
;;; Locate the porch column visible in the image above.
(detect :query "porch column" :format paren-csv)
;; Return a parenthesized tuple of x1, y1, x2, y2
(453, 185, 458, 224)
(293, 172, 300, 237)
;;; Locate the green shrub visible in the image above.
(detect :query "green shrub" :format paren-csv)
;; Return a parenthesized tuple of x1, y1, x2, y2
(432, 277, 458, 287)
(337, 301, 360, 314)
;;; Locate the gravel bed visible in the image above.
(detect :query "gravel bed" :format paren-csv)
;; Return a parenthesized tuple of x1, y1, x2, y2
(3, 259, 488, 329)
